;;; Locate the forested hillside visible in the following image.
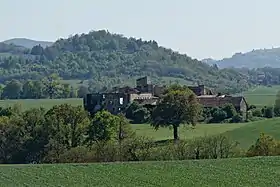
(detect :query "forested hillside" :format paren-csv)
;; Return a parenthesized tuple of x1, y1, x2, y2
(0, 30, 251, 93)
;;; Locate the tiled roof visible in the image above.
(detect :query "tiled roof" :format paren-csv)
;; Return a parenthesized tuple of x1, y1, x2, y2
(197, 95, 245, 108)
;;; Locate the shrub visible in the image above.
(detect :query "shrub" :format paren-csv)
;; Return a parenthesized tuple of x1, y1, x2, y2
(262, 106, 274, 118)
(41, 134, 245, 163)
(210, 108, 227, 123)
(248, 116, 265, 122)
(91, 140, 119, 162)
(148, 145, 174, 161)
(125, 102, 151, 124)
(151, 135, 241, 161)
(251, 108, 262, 117)
(59, 146, 94, 163)
(274, 107, 280, 117)
(247, 133, 280, 157)
(88, 136, 155, 162)
(119, 136, 155, 161)
(132, 107, 151, 124)
(231, 114, 244, 123)
(248, 105, 257, 110)
(189, 135, 240, 159)
(222, 103, 237, 118)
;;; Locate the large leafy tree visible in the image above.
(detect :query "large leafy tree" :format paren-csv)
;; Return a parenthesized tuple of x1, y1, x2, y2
(18, 108, 48, 163)
(2, 79, 22, 99)
(125, 102, 150, 124)
(43, 74, 61, 99)
(0, 116, 27, 164)
(45, 104, 90, 148)
(86, 110, 119, 144)
(116, 113, 134, 141)
(151, 85, 202, 141)
(22, 80, 35, 99)
(43, 104, 90, 163)
(86, 110, 133, 144)
(222, 103, 237, 118)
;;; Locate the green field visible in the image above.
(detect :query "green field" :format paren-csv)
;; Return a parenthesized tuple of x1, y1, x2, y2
(243, 85, 280, 107)
(224, 118, 280, 148)
(0, 98, 83, 111)
(132, 123, 246, 140)
(133, 118, 280, 149)
(1, 156, 280, 186)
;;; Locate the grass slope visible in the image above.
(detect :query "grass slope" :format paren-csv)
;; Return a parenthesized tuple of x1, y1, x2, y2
(0, 98, 82, 111)
(132, 123, 246, 141)
(1, 157, 280, 186)
(243, 85, 280, 107)
(224, 118, 280, 148)
(134, 118, 280, 149)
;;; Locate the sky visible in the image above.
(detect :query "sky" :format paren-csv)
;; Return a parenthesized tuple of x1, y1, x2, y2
(1, 0, 280, 60)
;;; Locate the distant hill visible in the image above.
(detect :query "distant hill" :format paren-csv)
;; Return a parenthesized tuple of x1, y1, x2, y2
(203, 48, 280, 69)
(3, 38, 53, 49)
(0, 30, 251, 93)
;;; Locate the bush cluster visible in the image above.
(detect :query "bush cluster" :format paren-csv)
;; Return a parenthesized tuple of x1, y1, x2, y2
(0, 103, 279, 164)
(247, 133, 280, 157)
(52, 134, 241, 163)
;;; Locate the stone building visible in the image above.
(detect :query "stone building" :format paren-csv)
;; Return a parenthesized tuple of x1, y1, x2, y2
(84, 93, 129, 115)
(83, 76, 248, 117)
(197, 95, 248, 118)
(84, 76, 163, 115)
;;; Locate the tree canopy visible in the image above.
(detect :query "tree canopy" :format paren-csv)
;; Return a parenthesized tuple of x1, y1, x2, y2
(151, 85, 201, 140)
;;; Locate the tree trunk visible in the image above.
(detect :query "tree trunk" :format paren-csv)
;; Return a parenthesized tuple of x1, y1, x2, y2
(173, 125, 179, 141)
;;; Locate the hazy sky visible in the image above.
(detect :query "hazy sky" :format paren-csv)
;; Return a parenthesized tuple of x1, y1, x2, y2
(1, 0, 280, 60)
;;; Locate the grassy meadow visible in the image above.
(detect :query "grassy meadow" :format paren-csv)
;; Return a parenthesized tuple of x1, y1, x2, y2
(224, 118, 280, 148)
(132, 123, 246, 141)
(242, 85, 280, 107)
(0, 98, 83, 111)
(133, 118, 280, 149)
(1, 156, 280, 186)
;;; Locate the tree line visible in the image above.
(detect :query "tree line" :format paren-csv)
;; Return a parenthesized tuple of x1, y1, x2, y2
(0, 103, 136, 164)
(0, 74, 92, 99)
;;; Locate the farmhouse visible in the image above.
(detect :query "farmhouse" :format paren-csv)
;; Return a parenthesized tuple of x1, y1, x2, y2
(197, 95, 248, 118)
(83, 76, 248, 116)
